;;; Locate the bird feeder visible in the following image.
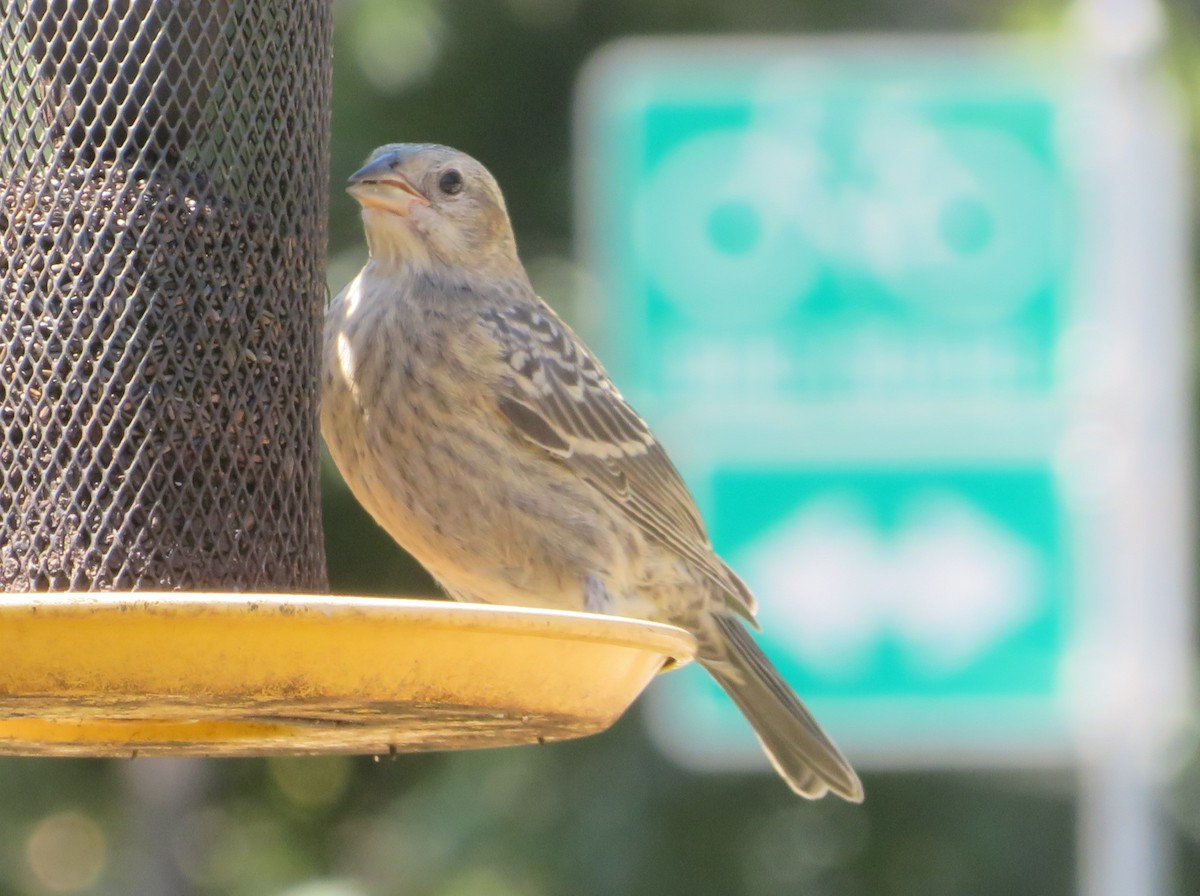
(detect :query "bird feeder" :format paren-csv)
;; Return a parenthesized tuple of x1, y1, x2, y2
(0, 1, 691, 757)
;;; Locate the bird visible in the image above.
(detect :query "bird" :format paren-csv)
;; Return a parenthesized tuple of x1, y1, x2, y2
(321, 142, 863, 802)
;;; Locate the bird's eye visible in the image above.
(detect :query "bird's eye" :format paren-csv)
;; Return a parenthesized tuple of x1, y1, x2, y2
(438, 169, 464, 195)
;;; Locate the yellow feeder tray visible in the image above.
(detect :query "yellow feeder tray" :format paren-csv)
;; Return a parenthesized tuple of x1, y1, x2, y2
(0, 593, 695, 757)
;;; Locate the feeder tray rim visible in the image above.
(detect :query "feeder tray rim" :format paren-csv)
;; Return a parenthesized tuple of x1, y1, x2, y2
(0, 591, 695, 758)
(0, 591, 696, 664)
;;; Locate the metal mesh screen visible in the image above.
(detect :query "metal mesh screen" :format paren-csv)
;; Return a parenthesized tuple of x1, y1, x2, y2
(0, 1, 331, 592)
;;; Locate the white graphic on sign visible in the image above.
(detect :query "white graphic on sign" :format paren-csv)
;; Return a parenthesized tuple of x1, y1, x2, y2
(738, 491, 1043, 676)
(635, 102, 1064, 330)
(635, 130, 825, 326)
(849, 110, 1063, 325)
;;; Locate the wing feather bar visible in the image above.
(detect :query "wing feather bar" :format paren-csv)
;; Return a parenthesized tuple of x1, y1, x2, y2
(482, 301, 758, 623)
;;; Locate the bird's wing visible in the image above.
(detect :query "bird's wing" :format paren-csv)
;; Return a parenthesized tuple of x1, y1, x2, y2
(478, 300, 757, 622)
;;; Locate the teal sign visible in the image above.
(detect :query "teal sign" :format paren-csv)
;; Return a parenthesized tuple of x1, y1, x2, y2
(577, 41, 1090, 763)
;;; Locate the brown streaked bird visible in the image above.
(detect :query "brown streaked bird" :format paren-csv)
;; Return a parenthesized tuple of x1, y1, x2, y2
(321, 142, 863, 802)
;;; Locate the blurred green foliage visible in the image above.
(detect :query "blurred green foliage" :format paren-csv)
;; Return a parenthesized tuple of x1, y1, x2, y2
(4, 1, 1200, 894)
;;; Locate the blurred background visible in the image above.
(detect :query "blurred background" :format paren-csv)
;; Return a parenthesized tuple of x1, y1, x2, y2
(6, 0, 1200, 894)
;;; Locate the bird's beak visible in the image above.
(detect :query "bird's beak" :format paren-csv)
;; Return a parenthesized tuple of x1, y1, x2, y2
(347, 157, 430, 216)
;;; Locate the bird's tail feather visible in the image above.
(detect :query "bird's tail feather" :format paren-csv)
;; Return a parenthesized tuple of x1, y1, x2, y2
(702, 614, 863, 802)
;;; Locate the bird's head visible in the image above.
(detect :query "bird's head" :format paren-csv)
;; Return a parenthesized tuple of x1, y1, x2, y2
(347, 143, 521, 278)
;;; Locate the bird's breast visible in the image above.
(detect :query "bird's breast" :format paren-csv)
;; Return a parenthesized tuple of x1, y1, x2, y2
(320, 276, 678, 617)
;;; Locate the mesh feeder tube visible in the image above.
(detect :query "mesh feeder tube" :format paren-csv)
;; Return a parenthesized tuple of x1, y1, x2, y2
(0, 1, 331, 591)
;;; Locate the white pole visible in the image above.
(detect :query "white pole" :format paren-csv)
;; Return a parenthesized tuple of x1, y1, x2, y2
(1068, 2, 1190, 895)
